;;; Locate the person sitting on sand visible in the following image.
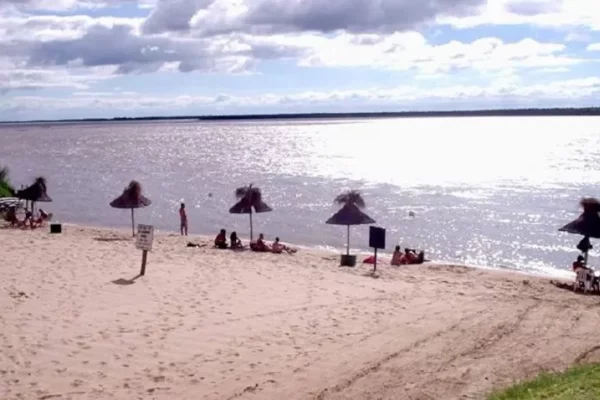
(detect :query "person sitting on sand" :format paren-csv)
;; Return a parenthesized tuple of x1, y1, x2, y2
(230, 231, 243, 249)
(215, 229, 228, 249)
(403, 248, 419, 264)
(391, 245, 403, 266)
(572, 255, 590, 271)
(271, 237, 297, 254)
(32, 209, 49, 227)
(251, 233, 270, 252)
(4, 206, 21, 227)
(23, 210, 33, 229)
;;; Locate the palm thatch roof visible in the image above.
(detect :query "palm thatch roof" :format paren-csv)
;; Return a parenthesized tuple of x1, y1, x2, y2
(559, 198, 600, 239)
(334, 190, 365, 209)
(326, 189, 375, 226)
(326, 202, 375, 226)
(110, 181, 151, 209)
(229, 184, 272, 214)
(16, 177, 51, 202)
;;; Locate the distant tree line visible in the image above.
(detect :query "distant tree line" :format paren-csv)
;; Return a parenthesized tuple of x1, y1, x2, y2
(2, 107, 600, 124)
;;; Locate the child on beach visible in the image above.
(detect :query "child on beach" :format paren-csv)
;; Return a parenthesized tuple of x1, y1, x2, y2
(215, 229, 228, 249)
(179, 203, 188, 236)
(230, 232, 243, 249)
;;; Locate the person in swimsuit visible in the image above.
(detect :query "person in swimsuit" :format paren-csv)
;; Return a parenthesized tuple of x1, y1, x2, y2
(252, 233, 271, 252)
(572, 255, 589, 271)
(271, 237, 296, 254)
(230, 232, 243, 249)
(179, 203, 188, 236)
(391, 245, 403, 266)
(404, 248, 419, 264)
(215, 229, 227, 249)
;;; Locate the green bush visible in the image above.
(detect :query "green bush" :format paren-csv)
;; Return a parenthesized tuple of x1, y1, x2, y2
(0, 166, 15, 198)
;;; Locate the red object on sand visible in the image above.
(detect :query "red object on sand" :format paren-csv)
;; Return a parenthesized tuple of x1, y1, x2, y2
(363, 255, 376, 264)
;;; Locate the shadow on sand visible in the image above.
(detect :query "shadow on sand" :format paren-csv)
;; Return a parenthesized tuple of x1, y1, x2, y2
(362, 270, 380, 279)
(95, 237, 131, 242)
(550, 280, 600, 296)
(112, 274, 143, 285)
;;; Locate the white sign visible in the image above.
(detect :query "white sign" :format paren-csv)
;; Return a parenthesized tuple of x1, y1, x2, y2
(136, 224, 154, 251)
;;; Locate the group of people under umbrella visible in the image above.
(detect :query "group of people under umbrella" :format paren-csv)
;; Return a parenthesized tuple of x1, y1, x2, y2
(2, 177, 53, 228)
(559, 197, 600, 293)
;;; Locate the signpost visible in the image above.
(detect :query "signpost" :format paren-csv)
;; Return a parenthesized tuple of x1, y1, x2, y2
(135, 224, 154, 276)
(368, 226, 386, 273)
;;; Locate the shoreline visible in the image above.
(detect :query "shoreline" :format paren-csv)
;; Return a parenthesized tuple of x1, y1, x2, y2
(1, 224, 596, 400)
(62, 222, 576, 281)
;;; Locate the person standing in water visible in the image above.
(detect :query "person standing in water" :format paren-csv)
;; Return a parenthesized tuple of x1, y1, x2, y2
(179, 203, 188, 236)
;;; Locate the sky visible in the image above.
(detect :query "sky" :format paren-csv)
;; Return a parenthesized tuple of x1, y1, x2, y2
(1, 0, 600, 121)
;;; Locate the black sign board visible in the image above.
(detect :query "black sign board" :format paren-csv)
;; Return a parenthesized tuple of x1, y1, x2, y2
(369, 226, 386, 250)
(369, 226, 386, 273)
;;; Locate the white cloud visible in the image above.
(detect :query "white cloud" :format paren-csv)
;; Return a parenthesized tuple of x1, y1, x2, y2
(143, 0, 488, 35)
(439, 0, 600, 30)
(3, 76, 600, 114)
(535, 67, 569, 73)
(564, 32, 591, 43)
(587, 43, 600, 51)
(273, 33, 580, 73)
(0, 6, 590, 93)
(0, 0, 599, 120)
(0, 66, 114, 92)
(0, 14, 142, 42)
(0, 0, 142, 12)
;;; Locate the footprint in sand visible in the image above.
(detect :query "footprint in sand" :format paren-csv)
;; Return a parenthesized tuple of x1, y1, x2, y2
(71, 379, 84, 387)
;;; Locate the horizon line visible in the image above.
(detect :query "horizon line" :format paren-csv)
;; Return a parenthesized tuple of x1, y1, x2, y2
(2, 106, 600, 124)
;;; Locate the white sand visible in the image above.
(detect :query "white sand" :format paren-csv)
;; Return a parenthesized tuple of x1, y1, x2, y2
(1, 225, 599, 400)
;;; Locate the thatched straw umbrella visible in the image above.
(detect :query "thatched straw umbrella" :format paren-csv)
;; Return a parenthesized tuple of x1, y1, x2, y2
(16, 177, 51, 212)
(110, 181, 151, 236)
(559, 198, 600, 263)
(229, 184, 272, 241)
(326, 190, 375, 258)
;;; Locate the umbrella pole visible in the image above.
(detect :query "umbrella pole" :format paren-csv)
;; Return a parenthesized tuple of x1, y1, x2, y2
(249, 210, 253, 241)
(131, 208, 135, 237)
(346, 225, 350, 256)
(585, 249, 589, 265)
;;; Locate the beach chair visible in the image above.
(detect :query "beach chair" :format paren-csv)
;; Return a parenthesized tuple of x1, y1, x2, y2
(3, 208, 22, 228)
(574, 268, 594, 294)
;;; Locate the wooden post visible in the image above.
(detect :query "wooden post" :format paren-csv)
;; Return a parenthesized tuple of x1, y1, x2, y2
(249, 210, 253, 241)
(136, 224, 153, 276)
(373, 248, 378, 273)
(346, 225, 350, 256)
(131, 208, 135, 237)
(140, 250, 148, 276)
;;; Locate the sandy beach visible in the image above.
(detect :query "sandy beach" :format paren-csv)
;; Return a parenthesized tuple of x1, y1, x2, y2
(1, 225, 599, 400)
